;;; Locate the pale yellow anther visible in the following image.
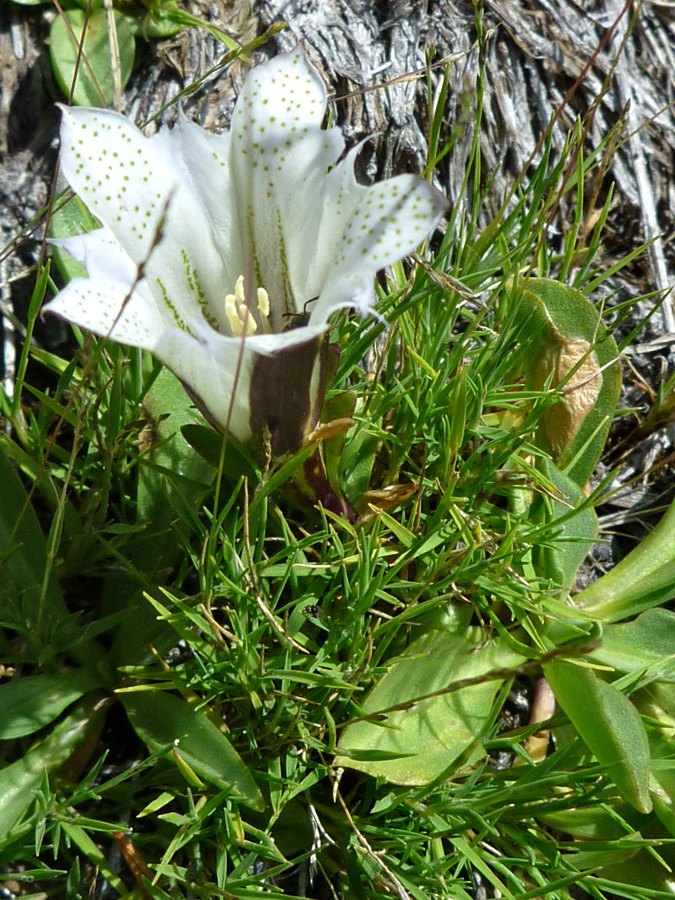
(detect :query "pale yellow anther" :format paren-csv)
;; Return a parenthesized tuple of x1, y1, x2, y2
(224, 275, 267, 337)
(234, 275, 246, 305)
(257, 287, 270, 319)
(239, 303, 257, 336)
(224, 295, 243, 336)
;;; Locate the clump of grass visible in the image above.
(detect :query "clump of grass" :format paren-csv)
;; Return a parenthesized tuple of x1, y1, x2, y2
(2, 9, 675, 900)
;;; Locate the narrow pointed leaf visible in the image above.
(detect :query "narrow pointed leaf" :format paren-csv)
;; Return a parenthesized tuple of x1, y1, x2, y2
(0, 692, 108, 843)
(0, 669, 103, 739)
(120, 690, 264, 810)
(545, 659, 652, 813)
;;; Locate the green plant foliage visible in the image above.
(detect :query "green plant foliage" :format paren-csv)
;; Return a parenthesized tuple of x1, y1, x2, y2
(518, 278, 622, 489)
(7, 9, 675, 898)
(0, 448, 73, 656)
(48, 194, 98, 282)
(49, 9, 135, 107)
(573, 493, 675, 623)
(544, 660, 652, 814)
(336, 628, 526, 784)
(533, 457, 599, 590)
(0, 693, 108, 845)
(120, 690, 264, 809)
(0, 669, 103, 739)
(590, 609, 675, 680)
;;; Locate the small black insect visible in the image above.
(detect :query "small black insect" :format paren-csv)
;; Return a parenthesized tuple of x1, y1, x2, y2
(282, 296, 318, 331)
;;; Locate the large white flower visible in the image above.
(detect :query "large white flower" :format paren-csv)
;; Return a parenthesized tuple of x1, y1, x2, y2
(44, 47, 448, 455)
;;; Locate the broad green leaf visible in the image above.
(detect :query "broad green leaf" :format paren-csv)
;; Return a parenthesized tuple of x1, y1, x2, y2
(0, 450, 67, 640)
(0, 692, 108, 844)
(340, 425, 379, 505)
(0, 669, 102, 739)
(111, 367, 212, 668)
(545, 660, 652, 813)
(639, 684, 675, 837)
(571, 494, 675, 622)
(0, 444, 109, 673)
(120, 690, 264, 810)
(181, 423, 258, 481)
(136, 366, 212, 531)
(563, 835, 642, 872)
(650, 767, 675, 840)
(590, 609, 675, 680)
(534, 457, 598, 590)
(596, 847, 675, 894)
(50, 9, 135, 108)
(538, 804, 646, 840)
(518, 278, 621, 488)
(335, 629, 525, 785)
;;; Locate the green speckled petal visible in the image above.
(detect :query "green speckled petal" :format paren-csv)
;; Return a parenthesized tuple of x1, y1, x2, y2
(57, 105, 236, 335)
(312, 173, 449, 324)
(47, 227, 166, 347)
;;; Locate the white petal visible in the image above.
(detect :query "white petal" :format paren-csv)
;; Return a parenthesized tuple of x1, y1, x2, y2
(58, 105, 235, 335)
(154, 329, 255, 444)
(285, 139, 371, 304)
(153, 320, 331, 444)
(310, 174, 449, 324)
(50, 225, 138, 287)
(169, 114, 242, 278)
(228, 48, 345, 330)
(45, 224, 165, 347)
(44, 277, 164, 350)
(243, 322, 327, 354)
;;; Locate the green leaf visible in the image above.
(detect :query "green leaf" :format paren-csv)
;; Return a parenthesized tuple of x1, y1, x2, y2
(534, 457, 598, 590)
(545, 659, 652, 813)
(0, 692, 108, 844)
(181, 423, 258, 481)
(340, 426, 379, 505)
(0, 669, 103, 739)
(518, 278, 621, 488)
(573, 493, 675, 622)
(120, 690, 264, 810)
(590, 609, 675, 680)
(137, 367, 212, 531)
(134, 5, 184, 39)
(321, 390, 357, 502)
(335, 629, 525, 785)
(644, 686, 675, 838)
(49, 9, 135, 108)
(111, 368, 213, 668)
(538, 804, 642, 840)
(0, 450, 67, 641)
